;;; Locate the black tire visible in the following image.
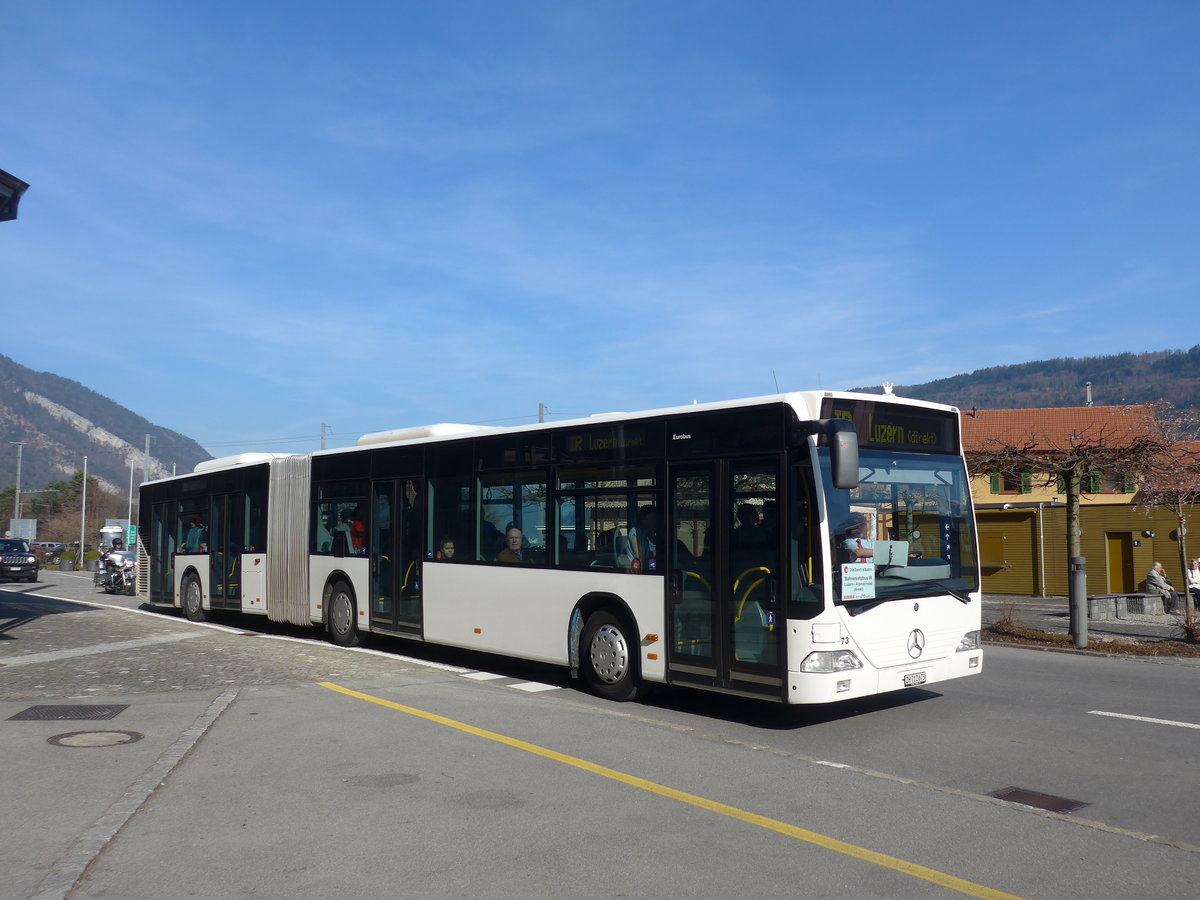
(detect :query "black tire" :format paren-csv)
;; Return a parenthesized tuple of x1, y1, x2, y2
(182, 574, 208, 622)
(581, 611, 644, 702)
(327, 580, 361, 647)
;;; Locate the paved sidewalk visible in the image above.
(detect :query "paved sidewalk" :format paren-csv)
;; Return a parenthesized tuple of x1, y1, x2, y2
(982, 593, 1189, 643)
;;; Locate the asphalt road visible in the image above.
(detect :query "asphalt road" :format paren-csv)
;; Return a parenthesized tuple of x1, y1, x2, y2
(2, 572, 1198, 899)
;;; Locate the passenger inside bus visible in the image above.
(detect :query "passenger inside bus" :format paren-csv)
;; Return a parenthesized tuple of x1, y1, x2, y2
(732, 503, 763, 550)
(497, 527, 524, 563)
(625, 505, 657, 572)
(185, 515, 207, 552)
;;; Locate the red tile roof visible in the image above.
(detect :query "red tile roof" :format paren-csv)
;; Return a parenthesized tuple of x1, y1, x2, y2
(960, 405, 1159, 452)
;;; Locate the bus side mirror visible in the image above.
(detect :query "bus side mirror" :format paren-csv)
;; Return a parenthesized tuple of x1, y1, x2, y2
(825, 419, 860, 490)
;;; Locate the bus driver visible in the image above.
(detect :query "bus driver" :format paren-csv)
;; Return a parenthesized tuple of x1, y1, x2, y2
(841, 514, 874, 563)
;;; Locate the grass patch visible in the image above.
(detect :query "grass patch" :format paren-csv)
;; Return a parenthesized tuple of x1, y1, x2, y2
(984, 620, 1200, 658)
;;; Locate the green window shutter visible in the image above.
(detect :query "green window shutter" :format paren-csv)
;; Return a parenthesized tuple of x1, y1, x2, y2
(1089, 470, 1102, 493)
(1056, 474, 1066, 493)
(989, 473, 1001, 494)
(1020, 472, 1033, 493)
(1124, 474, 1137, 493)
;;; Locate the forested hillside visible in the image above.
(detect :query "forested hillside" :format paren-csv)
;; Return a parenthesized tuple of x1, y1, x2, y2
(862, 346, 1200, 411)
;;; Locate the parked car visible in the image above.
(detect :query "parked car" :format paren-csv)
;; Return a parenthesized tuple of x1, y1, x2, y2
(31, 541, 65, 563)
(1, 538, 39, 582)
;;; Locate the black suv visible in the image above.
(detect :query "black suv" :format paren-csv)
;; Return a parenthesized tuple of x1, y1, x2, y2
(1, 538, 39, 582)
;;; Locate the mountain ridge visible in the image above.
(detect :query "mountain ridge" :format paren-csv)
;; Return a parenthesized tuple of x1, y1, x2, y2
(0, 352, 211, 494)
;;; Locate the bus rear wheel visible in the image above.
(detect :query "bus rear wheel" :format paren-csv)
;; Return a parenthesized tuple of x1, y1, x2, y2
(327, 581, 361, 648)
(182, 574, 207, 622)
(581, 611, 644, 702)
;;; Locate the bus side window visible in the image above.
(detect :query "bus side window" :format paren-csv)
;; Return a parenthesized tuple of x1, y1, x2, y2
(429, 474, 472, 563)
(477, 472, 548, 564)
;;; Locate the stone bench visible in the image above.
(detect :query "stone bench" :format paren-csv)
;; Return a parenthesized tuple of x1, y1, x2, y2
(1087, 593, 1168, 619)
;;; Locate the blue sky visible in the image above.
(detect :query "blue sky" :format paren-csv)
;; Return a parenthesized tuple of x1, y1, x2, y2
(4, 1, 1198, 456)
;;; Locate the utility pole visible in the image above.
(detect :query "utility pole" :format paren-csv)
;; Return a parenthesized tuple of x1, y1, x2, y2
(538, 404, 547, 424)
(9, 441, 23, 520)
(79, 456, 88, 560)
(321, 423, 331, 450)
(143, 434, 152, 485)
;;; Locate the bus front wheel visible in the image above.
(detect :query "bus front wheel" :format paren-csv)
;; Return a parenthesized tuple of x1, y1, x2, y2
(327, 581, 361, 648)
(581, 611, 644, 702)
(182, 574, 207, 622)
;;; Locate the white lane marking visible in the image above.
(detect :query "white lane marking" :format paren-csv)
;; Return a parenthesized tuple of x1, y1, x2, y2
(462, 671, 507, 681)
(510, 682, 560, 693)
(0, 632, 207, 668)
(1089, 710, 1200, 731)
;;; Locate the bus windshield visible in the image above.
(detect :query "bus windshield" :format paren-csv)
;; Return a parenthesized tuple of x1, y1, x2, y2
(819, 448, 978, 610)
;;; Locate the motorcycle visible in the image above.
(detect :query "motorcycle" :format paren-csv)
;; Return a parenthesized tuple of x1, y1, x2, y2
(94, 549, 137, 595)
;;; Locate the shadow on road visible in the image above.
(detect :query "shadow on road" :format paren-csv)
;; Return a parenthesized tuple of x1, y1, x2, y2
(0, 590, 103, 640)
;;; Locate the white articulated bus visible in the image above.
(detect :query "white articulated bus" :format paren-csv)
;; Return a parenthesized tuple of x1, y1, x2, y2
(138, 391, 982, 703)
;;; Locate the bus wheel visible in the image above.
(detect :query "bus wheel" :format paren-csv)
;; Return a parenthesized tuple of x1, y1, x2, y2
(327, 581, 361, 648)
(182, 574, 207, 622)
(581, 611, 643, 701)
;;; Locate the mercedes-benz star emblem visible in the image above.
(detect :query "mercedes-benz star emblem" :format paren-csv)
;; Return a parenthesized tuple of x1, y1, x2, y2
(907, 629, 926, 659)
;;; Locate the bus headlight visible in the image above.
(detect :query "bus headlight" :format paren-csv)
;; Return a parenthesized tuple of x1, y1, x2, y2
(800, 650, 863, 673)
(956, 630, 981, 652)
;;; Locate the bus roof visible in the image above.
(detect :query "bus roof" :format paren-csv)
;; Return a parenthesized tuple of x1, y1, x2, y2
(334, 389, 959, 454)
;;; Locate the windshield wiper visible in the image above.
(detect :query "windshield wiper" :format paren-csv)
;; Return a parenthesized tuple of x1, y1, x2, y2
(912, 580, 973, 604)
(838, 596, 891, 615)
(840, 582, 973, 611)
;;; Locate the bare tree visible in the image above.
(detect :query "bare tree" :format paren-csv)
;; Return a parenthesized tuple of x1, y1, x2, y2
(966, 405, 1167, 646)
(1138, 402, 1200, 623)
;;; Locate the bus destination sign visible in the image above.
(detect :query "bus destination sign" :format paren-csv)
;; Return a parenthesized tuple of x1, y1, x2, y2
(821, 399, 959, 454)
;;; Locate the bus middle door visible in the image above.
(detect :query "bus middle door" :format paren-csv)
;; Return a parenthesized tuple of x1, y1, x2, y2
(369, 478, 425, 636)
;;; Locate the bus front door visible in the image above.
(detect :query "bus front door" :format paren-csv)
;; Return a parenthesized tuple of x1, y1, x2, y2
(369, 478, 424, 636)
(668, 460, 783, 699)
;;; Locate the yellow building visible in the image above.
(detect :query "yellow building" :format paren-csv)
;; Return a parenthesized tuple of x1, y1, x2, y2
(961, 405, 1197, 596)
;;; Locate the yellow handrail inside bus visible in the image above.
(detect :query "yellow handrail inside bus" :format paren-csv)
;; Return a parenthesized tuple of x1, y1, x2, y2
(732, 566, 773, 631)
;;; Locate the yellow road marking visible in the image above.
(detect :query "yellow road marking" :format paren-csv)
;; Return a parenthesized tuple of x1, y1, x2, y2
(319, 681, 1024, 900)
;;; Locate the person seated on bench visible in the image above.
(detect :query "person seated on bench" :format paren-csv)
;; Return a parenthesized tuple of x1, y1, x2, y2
(1146, 561, 1178, 614)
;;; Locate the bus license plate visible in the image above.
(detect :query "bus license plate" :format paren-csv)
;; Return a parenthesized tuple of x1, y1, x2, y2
(903, 672, 927, 687)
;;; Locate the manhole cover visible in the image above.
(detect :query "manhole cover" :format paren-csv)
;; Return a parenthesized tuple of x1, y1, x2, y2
(48, 730, 144, 748)
(988, 786, 1089, 814)
(8, 704, 129, 721)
